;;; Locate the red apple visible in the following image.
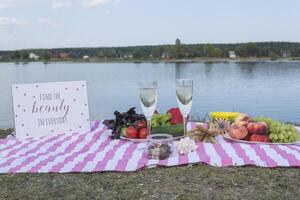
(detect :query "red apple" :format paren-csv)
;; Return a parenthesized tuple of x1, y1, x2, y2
(257, 122, 268, 135)
(250, 134, 270, 142)
(247, 122, 257, 134)
(247, 122, 268, 135)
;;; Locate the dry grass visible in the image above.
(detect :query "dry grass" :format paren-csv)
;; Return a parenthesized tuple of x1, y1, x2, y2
(0, 165, 299, 200)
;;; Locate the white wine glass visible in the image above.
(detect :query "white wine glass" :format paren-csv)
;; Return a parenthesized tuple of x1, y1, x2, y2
(139, 81, 157, 136)
(176, 79, 193, 137)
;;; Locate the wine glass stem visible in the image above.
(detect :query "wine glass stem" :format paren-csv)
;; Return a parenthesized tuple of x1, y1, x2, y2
(147, 118, 152, 135)
(183, 116, 188, 137)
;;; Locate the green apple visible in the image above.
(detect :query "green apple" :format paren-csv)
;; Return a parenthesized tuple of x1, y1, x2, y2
(121, 127, 127, 137)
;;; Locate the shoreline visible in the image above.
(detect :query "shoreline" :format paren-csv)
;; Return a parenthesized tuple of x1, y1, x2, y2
(0, 128, 13, 139)
(1, 57, 300, 64)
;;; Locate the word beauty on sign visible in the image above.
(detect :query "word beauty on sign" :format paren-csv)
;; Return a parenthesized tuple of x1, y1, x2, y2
(12, 80, 91, 139)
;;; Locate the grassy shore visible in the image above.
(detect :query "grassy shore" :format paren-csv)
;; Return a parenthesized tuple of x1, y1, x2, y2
(0, 129, 13, 139)
(1, 165, 299, 200)
(0, 129, 300, 199)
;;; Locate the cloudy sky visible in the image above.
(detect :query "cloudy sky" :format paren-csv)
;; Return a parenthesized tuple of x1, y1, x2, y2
(0, 0, 300, 50)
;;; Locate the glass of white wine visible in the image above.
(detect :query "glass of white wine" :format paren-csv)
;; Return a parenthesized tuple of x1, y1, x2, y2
(139, 81, 157, 136)
(176, 79, 193, 137)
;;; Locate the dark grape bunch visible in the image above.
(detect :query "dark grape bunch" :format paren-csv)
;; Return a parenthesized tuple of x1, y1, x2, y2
(103, 107, 146, 139)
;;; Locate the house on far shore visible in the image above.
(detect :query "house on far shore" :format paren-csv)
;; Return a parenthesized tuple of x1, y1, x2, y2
(281, 50, 291, 58)
(29, 52, 39, 60)
(161, 52, 169, 59)
(59, 53, 68, 59)
(83, 55, 90, 59)
(123, 54, 133, 59)
(228, 51, 236, 59)
(0, 56, 2, 60)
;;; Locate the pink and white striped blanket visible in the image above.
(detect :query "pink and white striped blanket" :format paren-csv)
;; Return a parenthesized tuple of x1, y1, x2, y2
(0, 121, 299, 173)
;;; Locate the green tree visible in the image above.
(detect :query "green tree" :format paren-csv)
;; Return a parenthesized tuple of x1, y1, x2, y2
(21, 51, 29, 60)
(292, 47, 300, 57)
(12, 51, 21, 60)
(68, 52, 79, 59)
(203, 44, 221, 57)
(42, 52, 51, 61)
(133, 48, 143, 59)
(97, 51, 105, 59)
(236, 43, 259, 57)
(103, 49, 117, 58)
(151, 48, 161, 58)
(170, 38, 185, 59)
(175, 38, 181, 46)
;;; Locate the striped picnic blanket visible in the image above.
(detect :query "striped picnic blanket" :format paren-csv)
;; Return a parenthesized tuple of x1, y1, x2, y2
(0, 121, 299, 173)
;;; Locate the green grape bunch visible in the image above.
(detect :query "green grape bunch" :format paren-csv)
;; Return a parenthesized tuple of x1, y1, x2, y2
(151, 114, 172, 128)
(255, 117, 300, 143)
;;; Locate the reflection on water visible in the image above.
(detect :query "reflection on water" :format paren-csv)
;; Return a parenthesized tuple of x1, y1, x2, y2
(0, 61, 300, 127)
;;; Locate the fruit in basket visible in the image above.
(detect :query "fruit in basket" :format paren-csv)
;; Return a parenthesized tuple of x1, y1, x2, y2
(228, 125, 248, 139)
(247, 122, 268, 135)
(234, 114, 252, 127)
(126, 126, 138, 138)
(138, 128, 148, 139)
(249, 134, 270, 142)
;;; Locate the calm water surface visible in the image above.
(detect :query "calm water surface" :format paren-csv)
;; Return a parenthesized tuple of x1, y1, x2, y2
(0, 61, 300, 128)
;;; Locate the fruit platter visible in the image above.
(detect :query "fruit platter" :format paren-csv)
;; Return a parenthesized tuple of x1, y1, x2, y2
(103, 107, 185, 142)
(210, 112, 300, 145)
(103, 108, 300, 144)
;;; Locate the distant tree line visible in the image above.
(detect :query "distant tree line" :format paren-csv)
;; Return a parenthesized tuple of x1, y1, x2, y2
(1, 40, 300, 61)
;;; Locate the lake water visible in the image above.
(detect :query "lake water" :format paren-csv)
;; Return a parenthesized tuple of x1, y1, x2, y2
(1, 61, 300, 128)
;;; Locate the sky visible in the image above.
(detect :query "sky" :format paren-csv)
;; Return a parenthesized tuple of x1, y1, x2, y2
(0, 0, 300, 50)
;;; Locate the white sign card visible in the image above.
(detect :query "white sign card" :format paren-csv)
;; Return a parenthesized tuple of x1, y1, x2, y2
(12, 80, 91, 139)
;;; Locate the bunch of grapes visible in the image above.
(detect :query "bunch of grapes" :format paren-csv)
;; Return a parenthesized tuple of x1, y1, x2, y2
(256, 117, 299, 143)
(151, 114, 171, 128)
